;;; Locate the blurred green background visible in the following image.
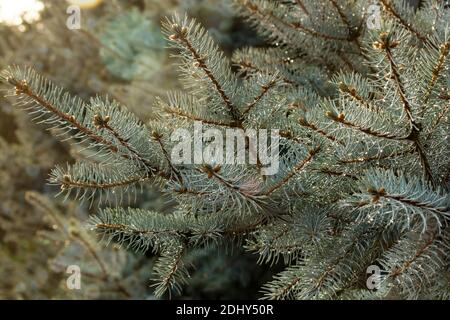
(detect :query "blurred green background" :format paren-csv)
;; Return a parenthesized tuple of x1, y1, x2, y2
(0, 0, 275, 299)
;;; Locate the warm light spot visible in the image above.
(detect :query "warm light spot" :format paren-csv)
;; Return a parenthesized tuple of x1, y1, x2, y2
(0, 0, 44, 26)
(66, 0, 103, 9)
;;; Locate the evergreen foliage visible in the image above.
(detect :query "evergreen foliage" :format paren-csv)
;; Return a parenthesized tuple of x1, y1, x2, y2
(1, 0, 449, 299)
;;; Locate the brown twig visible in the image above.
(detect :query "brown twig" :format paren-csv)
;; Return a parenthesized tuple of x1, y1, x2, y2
(264, 147, 319, 196)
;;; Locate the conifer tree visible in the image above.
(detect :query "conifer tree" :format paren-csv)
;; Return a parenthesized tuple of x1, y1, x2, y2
(1, 0, 449, 299)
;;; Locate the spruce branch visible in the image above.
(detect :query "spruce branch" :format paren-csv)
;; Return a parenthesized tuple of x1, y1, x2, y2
(157, 92, 242, 129)
(92, 208, 261, 247)
(248, 208, 332, 265)
(297, 116, 344, 145)
(426, 105, 450, 142)
(337, 81, 378, 112)
(163, 15, 241, 121)
(98, 116, 150, 168)
(262, 224, 380, 300)
(338, 147, 414, 164)
(294, 0, 310, 15)
(248, 223, 297, 265)
(90, 208, 192, 253)
(325, 111, 403, 140)
(242, 77, 278, 116)
(198, 165, 264, 205)
(327, 0, 366, 56)
(379, 231, 450, 299)
(162, 104, 240, 128)
(296, 225, 381, 299)
(374, 32, 418, 129)
(279, 130, 308, 145)
(411, 138, 435, 186)
(420, 41, 450, 114)
(261, 264, 303, 300)
(152, 243, 189, 298)
(3, 2, 449, 300)
(379, 0, 428, 43)
(233, 46, 337, 85)
(1, 67, 118, 154)
(318, 168, 358, 180)
(264, 147, 319, 196)
(88, 96, 163, 174)
(151, 131, 184, 183)
(0, 66, 165, 178)
(328, 0, 351, 29)
(242, 0, 350, 42)
(50, 161, 147, 205)
(336, 51, 360, 73)
(344, 169, 449, 233)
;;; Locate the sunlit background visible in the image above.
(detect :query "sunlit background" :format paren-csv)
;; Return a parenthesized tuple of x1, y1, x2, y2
(0, 0, 44, 25)
(0, 0, 104, 26)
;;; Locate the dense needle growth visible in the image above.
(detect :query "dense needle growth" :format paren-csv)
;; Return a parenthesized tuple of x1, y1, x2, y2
(1, 0, 449, 299)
